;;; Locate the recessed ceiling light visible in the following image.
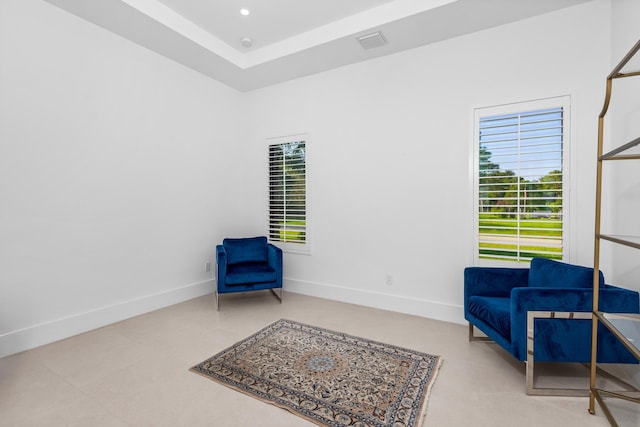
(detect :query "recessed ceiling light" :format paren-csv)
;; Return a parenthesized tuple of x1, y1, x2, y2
(240, 8, 250, 16)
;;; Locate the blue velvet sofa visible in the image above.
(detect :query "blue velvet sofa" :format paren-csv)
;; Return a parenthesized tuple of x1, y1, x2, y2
(464, 258, 639, 394)
(215, 236, 283, 310)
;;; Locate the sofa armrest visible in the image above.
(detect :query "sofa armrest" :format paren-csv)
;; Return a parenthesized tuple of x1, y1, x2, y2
(216, 245, 227, 283)
(512, 286, 640, 320)
(267, 244, 283, 287)
(510, 286, 639, 360)
(464, 267, 529, 299)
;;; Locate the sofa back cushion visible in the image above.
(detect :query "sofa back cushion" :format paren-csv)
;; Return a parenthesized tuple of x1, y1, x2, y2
(223, 236, 268, 265)
(529, 258, 604, 288)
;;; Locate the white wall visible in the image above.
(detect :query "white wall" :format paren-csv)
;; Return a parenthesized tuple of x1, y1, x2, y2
(0, 0, 246, 357)
(0, 0, 625, 358)
(596, 0, 640, 386)
(244, 0, 612, 324)
(606, 0, 640, 289)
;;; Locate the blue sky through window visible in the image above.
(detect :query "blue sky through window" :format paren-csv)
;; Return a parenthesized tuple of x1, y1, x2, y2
(479, 108, 563, 181)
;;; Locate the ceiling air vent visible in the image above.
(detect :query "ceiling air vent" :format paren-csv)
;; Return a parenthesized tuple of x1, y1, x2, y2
(356, 31, 387, 50)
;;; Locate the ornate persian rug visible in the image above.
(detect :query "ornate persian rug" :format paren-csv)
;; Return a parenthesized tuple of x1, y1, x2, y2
(191, 319, 442, 427)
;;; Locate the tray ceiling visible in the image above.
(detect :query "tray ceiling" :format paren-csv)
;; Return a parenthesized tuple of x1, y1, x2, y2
(43, 0, 591, 91)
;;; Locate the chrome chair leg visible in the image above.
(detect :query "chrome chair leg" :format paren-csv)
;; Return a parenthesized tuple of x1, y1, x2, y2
(468, 323, 492, 342)
(270, 288, 283, 303)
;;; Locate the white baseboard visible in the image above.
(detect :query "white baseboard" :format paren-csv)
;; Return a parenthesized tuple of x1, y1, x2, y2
(284, 278, 465, 325)
(1, 278, 463, 358)
(0, 279, 214, 358)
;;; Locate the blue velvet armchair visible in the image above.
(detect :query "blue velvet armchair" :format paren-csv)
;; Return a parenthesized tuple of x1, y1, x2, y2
(215, 236, 283, 310)
(464, 258, 639, 395)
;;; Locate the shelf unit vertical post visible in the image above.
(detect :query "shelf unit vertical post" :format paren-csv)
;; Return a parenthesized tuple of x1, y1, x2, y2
(589, 38, 640, 425)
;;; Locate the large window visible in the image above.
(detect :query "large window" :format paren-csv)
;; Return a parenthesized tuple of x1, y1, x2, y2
(474, 97, 570, 263)
(268, 134, 308, 252)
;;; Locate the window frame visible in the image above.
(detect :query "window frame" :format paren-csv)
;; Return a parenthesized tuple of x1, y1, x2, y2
(267, 133, 311, 255)
(472, 96, 571, 266)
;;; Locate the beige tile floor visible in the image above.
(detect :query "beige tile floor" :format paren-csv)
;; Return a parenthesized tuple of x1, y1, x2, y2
(0, 291, 634, 426)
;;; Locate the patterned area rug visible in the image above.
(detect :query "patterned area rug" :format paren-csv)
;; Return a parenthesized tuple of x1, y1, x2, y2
(191, 319, 442, 427)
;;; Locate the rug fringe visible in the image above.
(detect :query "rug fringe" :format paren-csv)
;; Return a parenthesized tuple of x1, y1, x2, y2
(417, 357, 443, 427)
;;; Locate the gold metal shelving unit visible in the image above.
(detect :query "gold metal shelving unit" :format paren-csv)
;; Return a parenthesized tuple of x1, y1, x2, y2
(589, 39, 640, 426)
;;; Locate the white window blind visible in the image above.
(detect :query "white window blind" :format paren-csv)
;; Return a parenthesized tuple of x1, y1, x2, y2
(268, 137, 306, 246)
(476, 99, 568, 262)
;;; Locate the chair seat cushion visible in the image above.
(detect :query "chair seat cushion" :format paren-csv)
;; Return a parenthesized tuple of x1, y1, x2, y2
(226, 262, 277, 285)
(468, 296, 511, 339)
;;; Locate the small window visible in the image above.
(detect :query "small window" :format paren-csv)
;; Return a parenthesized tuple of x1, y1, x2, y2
(268, 134, 308, 253)
(474, 97, 570, 263)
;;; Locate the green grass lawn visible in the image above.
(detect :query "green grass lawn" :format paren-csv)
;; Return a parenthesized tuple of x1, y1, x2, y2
(479, 214, 562, 237)
(275, 221, 306, 242)
(479, 242, 562, 260)
(479, 214, 562, 260)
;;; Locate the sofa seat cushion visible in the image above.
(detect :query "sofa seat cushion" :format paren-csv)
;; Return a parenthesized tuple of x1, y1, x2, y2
(226, 262, 277, 285)
(468, 296, 511, 339)
(223, 236, 268, 265)
(528, 258, 604, 289)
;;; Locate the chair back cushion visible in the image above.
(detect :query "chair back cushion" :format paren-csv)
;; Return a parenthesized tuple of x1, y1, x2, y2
(223, 236, 268, 265)
(528, 258, 604, 288)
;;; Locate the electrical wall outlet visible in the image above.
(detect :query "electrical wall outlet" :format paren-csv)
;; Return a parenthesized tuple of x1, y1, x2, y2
(205, 262, 211, 272)
(385, 274, 393, 286)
